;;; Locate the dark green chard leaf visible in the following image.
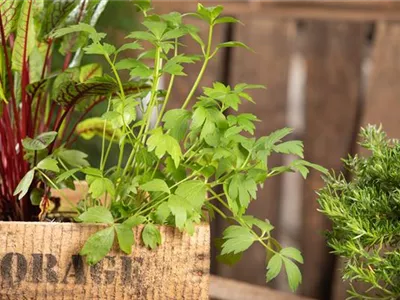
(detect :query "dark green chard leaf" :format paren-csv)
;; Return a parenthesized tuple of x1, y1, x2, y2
(0, 0, 20, 40)
(12, 1, 36, 72)
(39, 0, 79, 39)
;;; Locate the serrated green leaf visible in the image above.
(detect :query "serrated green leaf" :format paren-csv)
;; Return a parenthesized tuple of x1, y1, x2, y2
(134, 0, 151, 13)
(168, 195, 187, 230)
(56, 149, 89, 168)
(234, 83, 266, 92)
(215, 16, 240, 25)
(242, 216, 274, 235)
(175, 180, 206, 210)
(126, 30, 156, 42)
(52, 22, 97, 38)
(221, 225, 255, 255)
(78, 206, 114, 224)
(283, 257, 302, 292)
(142, 223, 161, 250)
(13, 170, 35, 200)
(143, 20, 167, 40)
(280, 247, 304, 264)
(88, 177, 115, 198)
(124, 215, 146, 228)
(162, 109, 191, 141)
(80, 226, 115, 265)
(215, 238, 243, 265)
(115, 224, 134, 254)
(141, 179, 170, 194)
(273, 140, 304, 158)
(55, 168, 80, 183)
(146, 128, 182, 168)
(266, 128, 293, 145)
(266, 254, 283, 282)
(228, 174, 257, 209)
(37, 157, 60, 173)
(154, 202, 171, 224)
(162, 28, 186, 40)
(83, 42, 115, 56)
(217, 41, 252, 51)
(117, 41, 143, 53)
(81, 167, 103, 177)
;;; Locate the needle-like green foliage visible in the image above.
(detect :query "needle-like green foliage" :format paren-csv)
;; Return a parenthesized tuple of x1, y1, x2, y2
(318, 125, 400, 299)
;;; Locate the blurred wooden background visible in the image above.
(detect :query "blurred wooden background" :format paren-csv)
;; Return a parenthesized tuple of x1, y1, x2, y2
(152, 1, 400, 299)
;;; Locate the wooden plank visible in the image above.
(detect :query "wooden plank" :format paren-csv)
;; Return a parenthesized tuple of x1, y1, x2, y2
(0, 221, 210, 299)
(301, 21, 364, 299)
(213, 16, 295, 286)
(209, 275, 315, 300)
(361, 22, 400, 139)
(154, 1, 400, 22)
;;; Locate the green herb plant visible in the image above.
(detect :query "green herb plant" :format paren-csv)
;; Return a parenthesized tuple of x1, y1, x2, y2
(15, 1, 327, 291)
(318, 125, 400, 299)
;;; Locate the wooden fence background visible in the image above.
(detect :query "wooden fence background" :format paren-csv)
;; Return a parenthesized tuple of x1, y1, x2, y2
(149, 1, 400, 299)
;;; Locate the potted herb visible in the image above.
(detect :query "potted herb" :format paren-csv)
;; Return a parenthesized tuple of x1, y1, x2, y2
(1, 1, 327, 298)
(318, 125, 400, 299)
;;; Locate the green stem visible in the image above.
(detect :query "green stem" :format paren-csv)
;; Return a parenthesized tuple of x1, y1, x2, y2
(154, 39, 178, 128)
(104, 53, 127, 172)
(122, 46, 162, 179)
(100, 99, 111, 171)
(207, 202, 227, 219)
(181, 24, 214, 109)
(101, 130, 116, 170)
(140, 50, 163, 144)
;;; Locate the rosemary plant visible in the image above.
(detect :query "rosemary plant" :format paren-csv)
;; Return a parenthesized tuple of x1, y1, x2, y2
(318, 125, 400, 299)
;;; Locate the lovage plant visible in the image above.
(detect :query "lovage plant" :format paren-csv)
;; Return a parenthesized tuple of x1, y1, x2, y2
(318, 126, 400, 299)
(13, 1, 327, 291)
(0, 0, 116, 221)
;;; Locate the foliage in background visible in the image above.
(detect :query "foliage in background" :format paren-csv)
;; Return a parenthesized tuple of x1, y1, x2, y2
(11, 1, 327, 291)
(0, 0, 114, 220)
(318, 125, 400, 299)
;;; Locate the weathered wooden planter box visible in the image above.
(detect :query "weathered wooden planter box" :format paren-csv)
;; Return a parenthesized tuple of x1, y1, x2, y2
(0, 186, 210, 299)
